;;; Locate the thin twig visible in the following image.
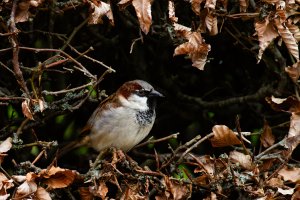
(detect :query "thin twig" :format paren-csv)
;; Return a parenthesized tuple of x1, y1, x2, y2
(8, 0, 30, 96)
(134, 133, 180, 149)
(178, 133, 214, 163)
(68, 45, 116, 72)
(160, 135, 202, 169)
(60, 17, 89, 51)
(42, 81, 94, 95)
(1, 46, 96, 80)
(0, 61, 14, 74)
(255, 138, 286, 160)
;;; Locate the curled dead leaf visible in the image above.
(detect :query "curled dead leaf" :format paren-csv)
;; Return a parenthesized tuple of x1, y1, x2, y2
(156, 176, 192, 200)
(22, 99, 34, 120)
(254, 18, 279, 63)
(278, 166, 300, 183)
(274, 18, 299, 61)
(88, 1, 114, 25)
(174, 32, 211, 70)
(210, 125, 241, 147)
(15, 180, 38, 197)
(0, 138, 12, 153)
(265, 96, 300, 113)
(35, 187, 52, 200)
(190, 0, 202, 15)
(0, 172, 14, 196)
(132, 0, 153, 34)
(205, 13, 218, 36)
(89, 181, 108, 199)
(229, 150, 253, 170)
(260, 122, 275, 148)
(15, 0, 44, 23)
(168, 0, 178, 23)
(78, 187, 93, 200)
(267, 177, 284, 187)
(39, 166, 77, 189)
(288, 113, 300, 138)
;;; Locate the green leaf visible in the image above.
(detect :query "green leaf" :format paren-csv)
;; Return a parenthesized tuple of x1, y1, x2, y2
(7, 104, 19, 119)
(63, 121, 75, 140)
(31, 146, 39, 156)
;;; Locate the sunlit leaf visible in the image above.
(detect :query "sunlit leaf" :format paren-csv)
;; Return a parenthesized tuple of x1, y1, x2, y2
(168, 0, 178, 23)
(275, 18, 299, 61)
(254, 18, 279, 63)
(88, 1, 114, 25)
(190, 0, 202, 15)
(210, 125, 241, 147)
(22, 99, 34, 120)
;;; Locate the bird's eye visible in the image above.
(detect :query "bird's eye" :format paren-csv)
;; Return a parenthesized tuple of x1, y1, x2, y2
(136, 89, 149, 97)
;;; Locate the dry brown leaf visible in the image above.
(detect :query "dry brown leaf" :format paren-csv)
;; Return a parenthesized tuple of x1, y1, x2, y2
(90, 181, 108, 199)
(35, 187, 51, 200)
(78, 187, 93, 200)
(12, 175, 26, 183)
(190, 0, 202, 15)
(287, 19, 300, 41)
(205, 0, 216, 9)
(284, 135, 300, 153)
(132, 0, 152, 34)
(119, 182, 147, 200)
(168, 0, 177, 23)
(267, 177, 284, 187)
(274, 18, 299, 61)
(0, 172, 14, 196)
(260, 122, 275, 148)
(194, 155, 216, 177)
(288, 113, 300, 138)
(262, 0, 280, 3)
(159, 176, 192, 200)
(292, 190, 300, 200)
(229, 150, 253, 170)
(0, 138, 12, 153)
(22, 98, 34, 120)
(88, 1, 114, 25)
(174, 32, 211, 70)
(254, 18, 279, 63)
(210, 125, 241, 147)
(239, 0, 248, 12)
(118, 0, 132, 9)
(173, 23, 192, 38)
(15, 0, 43, 23)
(118, 0, 152, 34)
(15, 180, 38, 197)
(39, 166, 76, 189)
(278, 166, 300, 182)
(265, 96, 300, 113)
(285, 61, 300, 82)
(205, 13, 218, 36)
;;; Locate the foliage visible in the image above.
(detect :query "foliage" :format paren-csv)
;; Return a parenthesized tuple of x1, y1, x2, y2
(0, 0, 300, 199)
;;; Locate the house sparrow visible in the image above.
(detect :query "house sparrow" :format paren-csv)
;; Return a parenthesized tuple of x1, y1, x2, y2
(61, 80, 163, 154)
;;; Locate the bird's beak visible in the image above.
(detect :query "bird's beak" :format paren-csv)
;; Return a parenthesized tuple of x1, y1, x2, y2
(149, 89, 164, 98)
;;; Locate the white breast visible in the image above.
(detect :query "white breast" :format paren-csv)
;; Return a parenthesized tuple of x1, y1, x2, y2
(89, 106, 154, 152)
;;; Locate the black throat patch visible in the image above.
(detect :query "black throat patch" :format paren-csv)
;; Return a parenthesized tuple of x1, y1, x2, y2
(136, 109, 155, 126)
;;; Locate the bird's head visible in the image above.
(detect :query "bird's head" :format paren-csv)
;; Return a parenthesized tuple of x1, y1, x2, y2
(117, 80, 163, 111)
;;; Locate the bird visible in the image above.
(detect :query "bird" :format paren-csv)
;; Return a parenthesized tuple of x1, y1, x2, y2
(60, 80, 163, 155)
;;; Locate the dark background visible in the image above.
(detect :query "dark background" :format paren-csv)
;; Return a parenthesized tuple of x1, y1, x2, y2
(0, 0, 292, 168)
